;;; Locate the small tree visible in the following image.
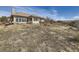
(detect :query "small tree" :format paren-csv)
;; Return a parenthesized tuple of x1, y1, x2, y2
(0, 16, 8, 24)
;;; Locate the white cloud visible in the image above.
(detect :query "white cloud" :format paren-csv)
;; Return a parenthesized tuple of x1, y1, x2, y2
(15, 6, 58, 18)
(0, 10, 10, 16)
(11, 6, 73, 21)
(55, 17, 66, 21)
(73, 16, 79, 19)
(0, 7, 70, 21)
(49, 9, 58, 16)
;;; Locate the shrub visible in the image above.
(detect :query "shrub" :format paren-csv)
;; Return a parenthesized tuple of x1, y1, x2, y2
(73, 33, 79, 42)
(0, 16, 8, 24)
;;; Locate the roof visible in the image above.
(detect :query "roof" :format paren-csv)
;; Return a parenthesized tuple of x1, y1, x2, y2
(11, 12, 46, 20)
(29, 15, 46, 19)
(12, 12, 30, 17)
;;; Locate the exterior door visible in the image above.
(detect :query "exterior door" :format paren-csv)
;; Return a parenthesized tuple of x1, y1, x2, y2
(27, 18, 32, 24)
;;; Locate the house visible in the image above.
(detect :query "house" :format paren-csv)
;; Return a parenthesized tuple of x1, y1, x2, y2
(10, 8, 45, 24)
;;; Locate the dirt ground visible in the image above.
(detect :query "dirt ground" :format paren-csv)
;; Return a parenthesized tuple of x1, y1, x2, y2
(0, 24, 79, 52)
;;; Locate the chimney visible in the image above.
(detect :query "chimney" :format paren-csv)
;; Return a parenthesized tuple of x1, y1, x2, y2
(11, 7, 16, 15)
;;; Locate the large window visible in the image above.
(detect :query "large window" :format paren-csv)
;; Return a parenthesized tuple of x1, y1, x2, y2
(22, 18, 27, 22)
(16, 17, 19, 22)
(19, 18, 21, 22)
(16, 17, 27, 22)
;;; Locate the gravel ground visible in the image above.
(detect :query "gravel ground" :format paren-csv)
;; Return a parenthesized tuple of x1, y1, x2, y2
(0, 24, 79, 52)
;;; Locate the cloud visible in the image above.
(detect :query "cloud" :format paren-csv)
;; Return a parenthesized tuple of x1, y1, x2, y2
(0, 6, 73, 21)
(15, 6, 58, 19)
(0, 10, 10, 16)
(73, 16, 79, 19)
(15, 6, 33, 12)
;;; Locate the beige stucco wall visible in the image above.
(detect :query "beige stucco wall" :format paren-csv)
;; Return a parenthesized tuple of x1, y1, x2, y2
(32, 17, 40, 24)
(32, 21, 40, 24)
(13, 17, 16, 23)
(40, 19, 45, 22)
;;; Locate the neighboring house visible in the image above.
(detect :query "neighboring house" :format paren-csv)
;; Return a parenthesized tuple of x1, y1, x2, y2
(10, 8, 45, 24)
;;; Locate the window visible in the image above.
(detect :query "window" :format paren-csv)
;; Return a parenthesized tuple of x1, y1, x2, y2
(19, 17, 22, 22)
(21, 18, 26, 22)
(16, 17, 19, 22)
(16, 17, 21, 22)
(16, 17, 27, 22)
(22, 18, 24, 22)
(23, 18, 26, 22)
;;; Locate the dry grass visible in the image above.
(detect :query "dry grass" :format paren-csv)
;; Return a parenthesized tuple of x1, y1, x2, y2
(0, 23, 79, 52)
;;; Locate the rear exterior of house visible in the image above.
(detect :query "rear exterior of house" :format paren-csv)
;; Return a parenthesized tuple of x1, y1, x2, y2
(10, 8, 45, 24)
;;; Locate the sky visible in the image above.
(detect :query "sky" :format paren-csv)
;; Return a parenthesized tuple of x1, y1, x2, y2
(0, 6, 79, 21)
